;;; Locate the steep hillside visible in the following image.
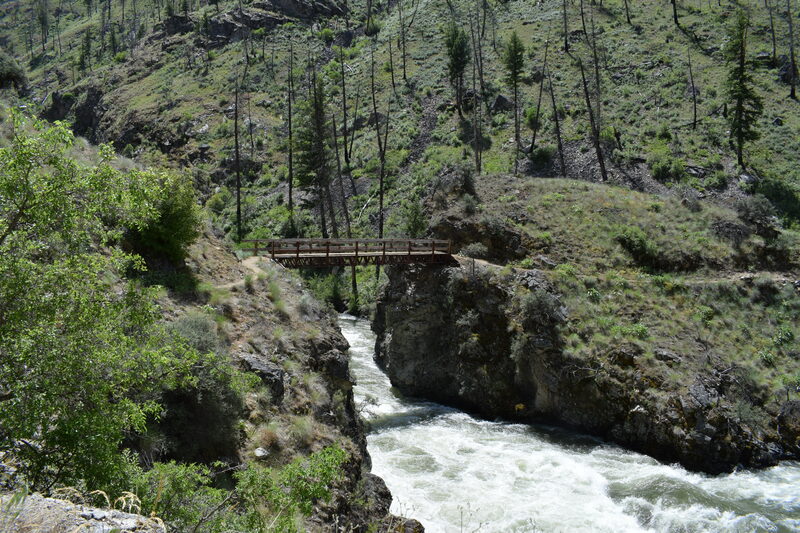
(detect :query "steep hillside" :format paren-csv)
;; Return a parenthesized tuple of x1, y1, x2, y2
(2, 0, 799, 241)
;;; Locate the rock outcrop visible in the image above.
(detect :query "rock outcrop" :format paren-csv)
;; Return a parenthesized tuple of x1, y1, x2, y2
(0, 493, 165, 533)
(374, 259, 792, 474)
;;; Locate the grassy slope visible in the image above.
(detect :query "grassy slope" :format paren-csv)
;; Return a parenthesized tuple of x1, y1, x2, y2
(2, 0, 800, 229)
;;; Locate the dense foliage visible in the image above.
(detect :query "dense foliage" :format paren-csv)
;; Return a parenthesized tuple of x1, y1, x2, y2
(0, 113, 202, 492)
(132, 445, 347, 532)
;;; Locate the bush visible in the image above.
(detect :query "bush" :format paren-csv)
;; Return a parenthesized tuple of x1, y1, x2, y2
(317, 28, 335, 44)
(0, 48, 26, 92)
(615, 225, 657, 265)
(157, 312, 247, 463)
(460, 242, 489, 258)
(364, 19, 381, 36)
(757, 177, 800, 226)
(647, 143, 685, 182)
(206, 187, 231, 215)
(530, 145, 555, 167)
(129, 171, 202, 263)
(736, 194, 780, 239)
(517, 289, 564, 327)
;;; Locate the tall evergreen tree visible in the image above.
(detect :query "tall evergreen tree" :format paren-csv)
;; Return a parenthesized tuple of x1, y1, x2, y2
(444, 22, 471, 117)
(296, 74, 332, 237)
(502, 31, 525, 173)
(724, 9, 763, 168)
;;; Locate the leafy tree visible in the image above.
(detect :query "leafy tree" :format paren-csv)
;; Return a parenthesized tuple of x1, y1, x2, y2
(502, 31, 525, 171)
(444, 22, 470, 116)
(724, 9, 763, 168)
(0, 114, 201, 492)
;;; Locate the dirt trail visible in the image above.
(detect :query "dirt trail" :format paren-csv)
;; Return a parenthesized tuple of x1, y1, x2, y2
(454, 255, 799, 288)
(215, 255, 279, 290)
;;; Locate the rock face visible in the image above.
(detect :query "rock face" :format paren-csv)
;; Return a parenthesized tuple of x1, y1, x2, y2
(373, 261, 792, 474)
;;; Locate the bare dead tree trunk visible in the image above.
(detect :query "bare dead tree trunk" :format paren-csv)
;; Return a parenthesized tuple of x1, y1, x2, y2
(688, 48, 697, 129)
(671, 0, 680, 27)
(469, 13, 483, 173)
(338, 46, 350, 170)
(563, 0, 569, 52)
(589, 8, 602, 127)
(789, 0, 797, 99)
(531, 35, 550, 151)
(348, 83, 362, 192)
(235, 77, 242, 242)
(549, 72, 566, 178)
(623, 0, 631, 24)
(332, 113, 357, 305)
(580, 0, 588, 39)
(389, 39, 397, 97)
(767, 0, 777, 65)
(399, 0, 408, 82)
(247, 96, 255, 157)
(371, 48, 389, 281)
(579, 59, 607, 181)
(287, 43, 295, 216)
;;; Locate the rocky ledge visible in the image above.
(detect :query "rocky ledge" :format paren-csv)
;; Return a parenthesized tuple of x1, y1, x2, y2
(0, 492, 165, 533)
(373, 259, 800, 474)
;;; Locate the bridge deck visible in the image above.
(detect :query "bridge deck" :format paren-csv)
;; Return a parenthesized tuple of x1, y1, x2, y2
(242, 239, 454, 268)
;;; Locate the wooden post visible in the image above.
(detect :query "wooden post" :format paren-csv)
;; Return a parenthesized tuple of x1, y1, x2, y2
(271, 240, 275, 259)
(431, 240, 436, 256)
(382, 241, 386, 259)
(326, 242, 330, 258)
(355, 241, 359, 259)
(408, 240, 412, 255)
(295, 241, 300, 258)
(254, 241, 259, 257)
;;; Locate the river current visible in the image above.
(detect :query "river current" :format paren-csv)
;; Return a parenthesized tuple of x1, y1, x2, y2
(339, 314, 800, 533)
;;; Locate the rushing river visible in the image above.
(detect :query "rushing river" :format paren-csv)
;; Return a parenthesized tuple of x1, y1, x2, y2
(339, 314, 800, 533)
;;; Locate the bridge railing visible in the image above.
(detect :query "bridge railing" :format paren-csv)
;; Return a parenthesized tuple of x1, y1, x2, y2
(241, 238, 452, 258)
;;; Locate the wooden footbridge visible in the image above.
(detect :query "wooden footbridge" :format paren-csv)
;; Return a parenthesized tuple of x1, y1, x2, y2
(242, 238, 454, 268)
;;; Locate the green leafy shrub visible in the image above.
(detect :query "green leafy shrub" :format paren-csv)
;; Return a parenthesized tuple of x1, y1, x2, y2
(364, 18, 381, 36)
(530, 145, 556, 166)
(128, 171, 202, 263)
(757, 178, 800, 227)
(615, 225, 657, 266)
(647, 143, 685, 182)
(317, 28, 335, 44)
(133, 446, 347, 532)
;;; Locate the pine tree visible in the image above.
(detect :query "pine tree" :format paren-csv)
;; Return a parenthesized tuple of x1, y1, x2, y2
(444, 22, 471, 117)
(296, 75, 332, 237)
(724, 9, 763, 168)
(502, 31, 524, 173)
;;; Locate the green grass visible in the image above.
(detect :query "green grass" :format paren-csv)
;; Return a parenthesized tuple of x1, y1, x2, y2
(551, 266, 800, 399)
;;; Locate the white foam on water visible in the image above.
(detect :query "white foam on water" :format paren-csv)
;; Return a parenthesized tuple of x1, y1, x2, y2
(340, 315, 800, 533)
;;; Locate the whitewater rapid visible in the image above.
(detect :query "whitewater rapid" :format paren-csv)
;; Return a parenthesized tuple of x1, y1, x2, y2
(340, 314, 800, 533)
